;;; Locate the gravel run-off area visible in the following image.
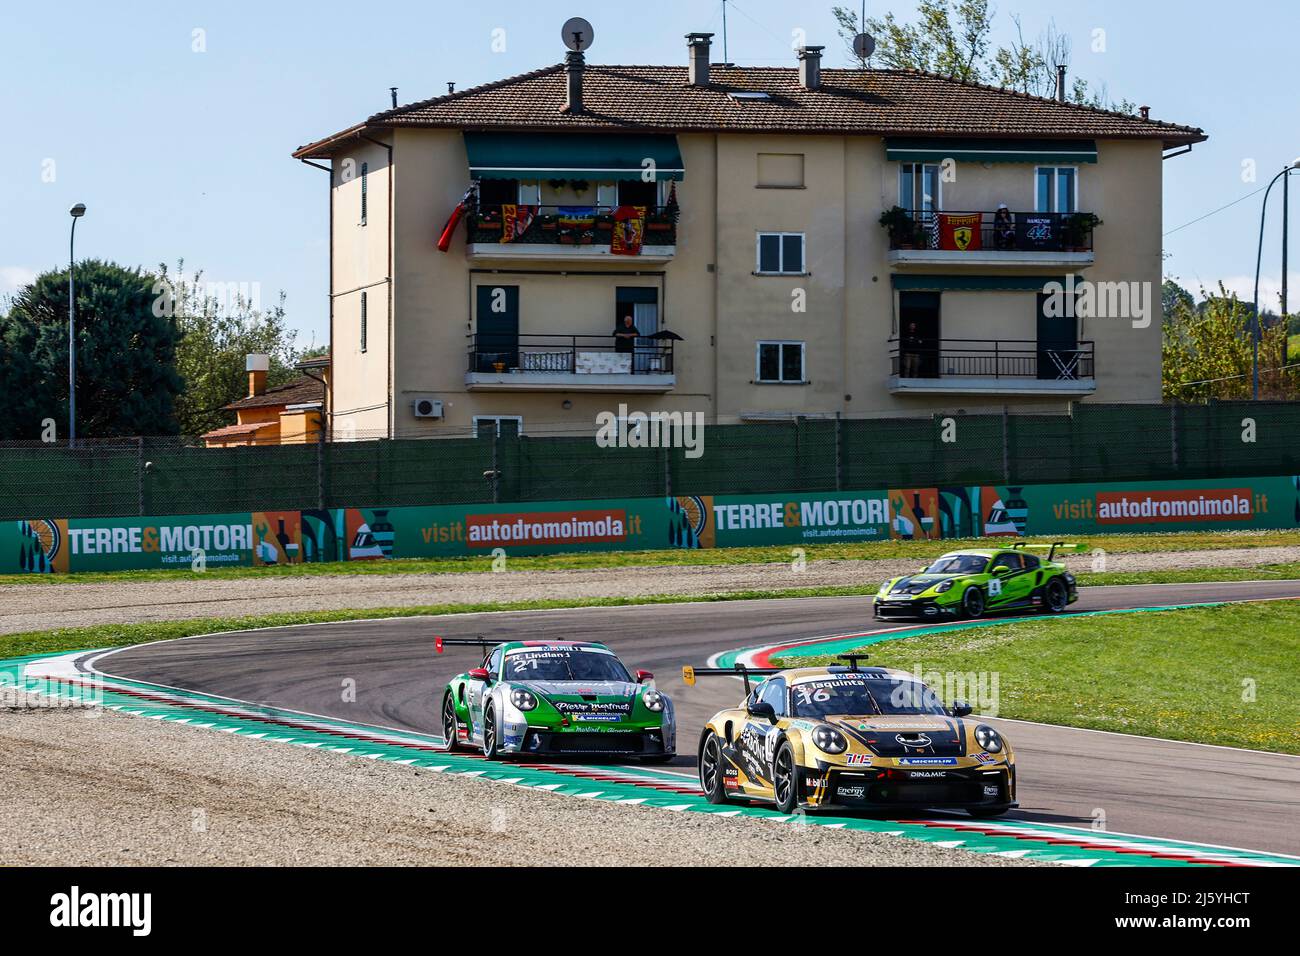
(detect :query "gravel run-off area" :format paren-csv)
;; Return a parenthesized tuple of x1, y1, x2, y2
(4, 546, 1299, 635)
(0, 690, 1034, 867)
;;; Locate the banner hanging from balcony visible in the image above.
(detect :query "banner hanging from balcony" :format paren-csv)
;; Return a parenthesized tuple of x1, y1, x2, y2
(499, 204, 537, 243)
(611, 205, 646, 256)
(938, 213, 983, 251)
(463, 133, 686, 181)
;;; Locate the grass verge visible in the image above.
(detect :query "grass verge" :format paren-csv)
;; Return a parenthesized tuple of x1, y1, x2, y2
(1, 529, 1297, 587)
(775, 600, 1300, 755)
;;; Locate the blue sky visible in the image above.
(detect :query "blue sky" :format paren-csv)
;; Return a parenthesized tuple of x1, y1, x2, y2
(2, 0, 1297, 345)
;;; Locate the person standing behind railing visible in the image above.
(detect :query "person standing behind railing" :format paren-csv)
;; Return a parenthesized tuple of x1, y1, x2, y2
(993, 204, 1015, 250)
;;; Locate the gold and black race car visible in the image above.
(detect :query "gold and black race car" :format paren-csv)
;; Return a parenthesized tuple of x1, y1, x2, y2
(684, 658, 1016, 817)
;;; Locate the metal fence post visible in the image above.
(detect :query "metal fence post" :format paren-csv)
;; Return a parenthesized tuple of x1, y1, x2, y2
(316, 429, 325, 510)
(834, 413, 843, 491)
(137, 437, 144, 516)
(1170, 403, 1178, 472)
(663, 446, 672, 498)
(492, 431, 500, 503)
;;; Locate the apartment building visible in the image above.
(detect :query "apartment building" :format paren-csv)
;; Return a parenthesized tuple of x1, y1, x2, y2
(293, 31, 1205, 438)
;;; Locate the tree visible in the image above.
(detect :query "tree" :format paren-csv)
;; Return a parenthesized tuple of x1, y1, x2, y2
(162, 261, 300, 437)
(1162, 283, 1297, 402)
(1162, 278, 1196, 323)
(833, 1, 1135, 112)
(0, 260, 182, 440)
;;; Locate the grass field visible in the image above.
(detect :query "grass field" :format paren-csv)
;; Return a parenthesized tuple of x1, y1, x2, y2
(775, 600, 1300, 754)
(1, 528, 1296, 587)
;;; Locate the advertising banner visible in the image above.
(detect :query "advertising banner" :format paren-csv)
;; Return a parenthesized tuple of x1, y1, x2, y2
(4, 475, 1298, 575)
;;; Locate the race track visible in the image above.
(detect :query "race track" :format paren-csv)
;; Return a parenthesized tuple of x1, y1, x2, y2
(97, 580, 1300, 857)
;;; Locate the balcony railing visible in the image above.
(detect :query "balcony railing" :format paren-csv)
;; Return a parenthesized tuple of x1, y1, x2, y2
(466, 205, 679, 247)
(885, 210, 1096, 253)
(889, 338, 1095, 381)
(468, 333, 676, 376)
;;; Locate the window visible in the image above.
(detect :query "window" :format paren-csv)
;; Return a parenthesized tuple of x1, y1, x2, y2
(474, 415, 523, 438)
(359, 291, 367, 353)
(485, 646, 502, 678)
(517, 180, 541, 206)
(900, 163, 941, 215)
(1036, 166, 1078, 213)
(360, 162, 368, 226)
(757, 678, 787, 717)
(756, 233, 805, 274)
(757, 153, 805, 188)
(476, 178, 518, 206)
(993, 552, 1024, 571)
(757, 341, 805, 384)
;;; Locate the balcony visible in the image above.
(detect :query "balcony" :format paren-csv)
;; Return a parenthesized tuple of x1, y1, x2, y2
(465, 334, 677, 392)
(888, 338, 1096, 396)
(465, 205, 678, 262)
(885, 210, 1097, 269)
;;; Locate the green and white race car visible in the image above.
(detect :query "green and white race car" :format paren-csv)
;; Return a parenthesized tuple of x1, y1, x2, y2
(435, 638, 675, 762)
(873, 542, 1083, 621)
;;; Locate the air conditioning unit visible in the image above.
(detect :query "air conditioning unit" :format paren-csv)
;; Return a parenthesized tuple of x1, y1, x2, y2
(411, 396, 444, 419)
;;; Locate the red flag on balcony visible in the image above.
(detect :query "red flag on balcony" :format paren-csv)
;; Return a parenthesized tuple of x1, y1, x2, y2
(500, 204, 537, 243)
(611, 205, 646, 256)
(436, 186, 476, 252)
(938, 213, 983, 252)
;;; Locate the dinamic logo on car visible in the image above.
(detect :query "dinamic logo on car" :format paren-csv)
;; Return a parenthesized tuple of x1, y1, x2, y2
(895, 733, 932, 748)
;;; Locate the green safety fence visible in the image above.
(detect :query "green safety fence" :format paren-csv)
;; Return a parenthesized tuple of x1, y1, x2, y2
(1, 401, 1298, 520)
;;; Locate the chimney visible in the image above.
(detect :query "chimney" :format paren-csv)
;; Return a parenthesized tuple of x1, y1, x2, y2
(687, 33, 713, 86)
(1056, 64, 1067, 102)
(1139, 105, 1150, 120)
(247, 353, 269, 398)
(389, 87, 398, 108)
(798, 45, 825, 90)
(564, 49, 585, 113)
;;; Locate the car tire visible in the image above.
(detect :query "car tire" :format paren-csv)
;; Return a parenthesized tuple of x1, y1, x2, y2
(1043, 578, 1069, 614)
(441, 691, 468, 752)
(968, 807, 1009, 818)
(962, 586, 986, 619)
(698, 733, 731, 805)
(772, 740, 800, 815)
(482, 703, 501, 759)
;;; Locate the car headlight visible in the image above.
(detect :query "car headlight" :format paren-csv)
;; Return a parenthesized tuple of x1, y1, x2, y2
(877, 582, 891, 597)
(812, 725, 848, 754)
(642, 688, 665, 712)
(934, 579, 955, 593)
(509, 689, 537, 711)
(974, 724, 1003, 753)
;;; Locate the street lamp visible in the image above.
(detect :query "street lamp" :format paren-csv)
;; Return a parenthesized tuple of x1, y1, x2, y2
(1250, 161, 1300, 399)
(68, 203, 86, 445)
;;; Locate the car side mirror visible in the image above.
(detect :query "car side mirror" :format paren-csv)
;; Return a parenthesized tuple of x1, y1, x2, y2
(635, 669, 654, 683)
(992, 565, 1011, 576)
(748, 701, 778, 724)
(468, 667, 491, 682)
(950, 701, 973, 717)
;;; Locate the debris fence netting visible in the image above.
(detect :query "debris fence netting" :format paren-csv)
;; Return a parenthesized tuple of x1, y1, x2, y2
(0, 402, 1296, 520)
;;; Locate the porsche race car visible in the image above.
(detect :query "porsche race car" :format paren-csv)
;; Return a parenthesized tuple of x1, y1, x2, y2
(873, 542, 1083, 621)
(685, 659, 1016, 816)
(436, 638, 674, 761)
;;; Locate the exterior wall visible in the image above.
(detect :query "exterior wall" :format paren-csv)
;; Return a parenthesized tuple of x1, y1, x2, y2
(327, 128, 1168, 433)
(331, 137, 393, 438)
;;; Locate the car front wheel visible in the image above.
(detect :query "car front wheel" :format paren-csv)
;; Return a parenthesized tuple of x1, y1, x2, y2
(482, 704, 501, 759)
(963, 586, 986, 619)
(441, 691, 467, 752)
(772, 740, 800, 815)
(699, 733, 731, 804)
(1043, 577, 1069, 613)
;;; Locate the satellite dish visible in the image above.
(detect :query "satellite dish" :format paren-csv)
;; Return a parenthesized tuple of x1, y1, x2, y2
(561, 17, 595, 52)
(852, 32, 876, 60)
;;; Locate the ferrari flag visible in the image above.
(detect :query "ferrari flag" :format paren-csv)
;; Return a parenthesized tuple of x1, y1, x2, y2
(939, 213, 983, 252)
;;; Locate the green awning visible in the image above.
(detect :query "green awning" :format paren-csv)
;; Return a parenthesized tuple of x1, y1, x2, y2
(885, 137, 1098, 164)
(464, 133, 685, 182)
(892, 274, 1065, 292)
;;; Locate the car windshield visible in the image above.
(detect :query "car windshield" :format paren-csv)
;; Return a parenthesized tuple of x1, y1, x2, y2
(790, 677, 949, 718)
(503, 648, 631, 683)
(923, 554, 989, 575)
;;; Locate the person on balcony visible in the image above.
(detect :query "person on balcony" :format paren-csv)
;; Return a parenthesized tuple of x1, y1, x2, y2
(901, 321, 925, 378)
(613, 313, 641, 354)
(993, 203, 1015, 250)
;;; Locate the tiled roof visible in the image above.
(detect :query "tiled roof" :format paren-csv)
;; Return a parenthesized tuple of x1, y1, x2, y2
(295, 64, 1204, 157)
(223, 376, 324, 411)
(202, 421, 268, 440)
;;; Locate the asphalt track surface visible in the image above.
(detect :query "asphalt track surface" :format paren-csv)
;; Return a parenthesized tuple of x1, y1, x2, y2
(100, 580, 1300, 857)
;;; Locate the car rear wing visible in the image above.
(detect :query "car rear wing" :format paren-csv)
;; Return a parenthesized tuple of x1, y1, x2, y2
(434, 636, 498, 655)
(682, 664, 780, 695)
(1009, 542, 1086, 562)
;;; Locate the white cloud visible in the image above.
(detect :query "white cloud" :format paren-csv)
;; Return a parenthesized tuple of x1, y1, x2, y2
(0, 265, 38, 298)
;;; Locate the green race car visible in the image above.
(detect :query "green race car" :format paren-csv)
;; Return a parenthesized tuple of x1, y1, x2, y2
(873, 542, 1083, 621)
(435, 637, 675, 761)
